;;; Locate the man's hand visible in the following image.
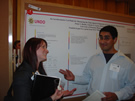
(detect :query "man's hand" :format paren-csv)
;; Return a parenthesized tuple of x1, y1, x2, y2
(101, 92, 118, 101)
(59, 69, 75, 81)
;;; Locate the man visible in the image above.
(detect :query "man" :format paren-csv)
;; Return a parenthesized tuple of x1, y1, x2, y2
(59, 25, 135, 101)
(13, 40, 20, 50)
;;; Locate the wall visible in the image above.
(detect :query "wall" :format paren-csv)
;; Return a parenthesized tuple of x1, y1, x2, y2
(16, 0, 129, 41)
(0, 0, 10, 101)
(34, 0, 129, 14)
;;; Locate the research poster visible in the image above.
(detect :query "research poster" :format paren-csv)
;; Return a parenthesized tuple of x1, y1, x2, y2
(25, 10, 135, 97)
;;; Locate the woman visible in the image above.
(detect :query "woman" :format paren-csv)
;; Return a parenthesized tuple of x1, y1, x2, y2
(13, 37, 76, 101)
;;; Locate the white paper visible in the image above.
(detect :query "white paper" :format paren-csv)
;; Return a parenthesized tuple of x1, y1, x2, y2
(83, 90, 105, 101)
(28, 4, 41, 11)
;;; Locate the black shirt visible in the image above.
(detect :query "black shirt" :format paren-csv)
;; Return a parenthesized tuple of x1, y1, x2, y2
(103, 53, 114, 63)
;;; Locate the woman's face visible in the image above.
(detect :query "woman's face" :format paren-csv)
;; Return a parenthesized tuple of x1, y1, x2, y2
(36, 41, 49, 63)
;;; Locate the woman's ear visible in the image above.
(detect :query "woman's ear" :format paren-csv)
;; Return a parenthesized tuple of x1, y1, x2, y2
(29, 46, 32, 52)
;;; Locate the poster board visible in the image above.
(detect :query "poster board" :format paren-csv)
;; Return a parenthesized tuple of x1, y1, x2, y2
(20, 1, 135, 100)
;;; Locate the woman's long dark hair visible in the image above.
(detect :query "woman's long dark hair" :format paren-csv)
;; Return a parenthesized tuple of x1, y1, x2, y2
(23, 37, 47, 74)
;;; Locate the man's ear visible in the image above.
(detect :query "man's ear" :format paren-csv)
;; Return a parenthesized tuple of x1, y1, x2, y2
(114, 37, 117, 44)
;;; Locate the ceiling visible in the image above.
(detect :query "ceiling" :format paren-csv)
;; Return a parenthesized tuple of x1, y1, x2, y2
(129, 0, 135, 16)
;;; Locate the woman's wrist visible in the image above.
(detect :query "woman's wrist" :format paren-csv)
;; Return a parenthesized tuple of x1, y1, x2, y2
(51, 95, 55, 101)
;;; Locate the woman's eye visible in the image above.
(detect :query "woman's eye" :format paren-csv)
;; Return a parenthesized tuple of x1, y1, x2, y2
(42, 45, 46, 49)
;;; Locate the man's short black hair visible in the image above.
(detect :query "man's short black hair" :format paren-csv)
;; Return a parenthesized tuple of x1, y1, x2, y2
(99, 25, 118, 39)
(13, 40, 20, 49)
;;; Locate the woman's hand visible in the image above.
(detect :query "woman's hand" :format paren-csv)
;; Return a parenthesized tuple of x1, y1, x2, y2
(60, 85, 76, 97)
(62, 88, 77, 97)
(51, 88, 76, 101)
(51, 89, 63, 101)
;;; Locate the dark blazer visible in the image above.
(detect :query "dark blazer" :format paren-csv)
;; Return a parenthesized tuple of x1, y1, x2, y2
(12, 61, 53, 101)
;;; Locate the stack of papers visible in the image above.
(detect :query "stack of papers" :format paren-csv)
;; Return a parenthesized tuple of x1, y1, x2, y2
(83, 90, 105, 101)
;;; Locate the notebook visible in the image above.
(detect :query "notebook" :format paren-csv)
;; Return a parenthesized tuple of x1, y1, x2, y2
(31, 74, 61, 101)
(83, 90, 105, 101)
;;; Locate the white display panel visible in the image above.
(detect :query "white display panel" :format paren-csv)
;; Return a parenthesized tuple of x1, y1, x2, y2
(25, 10, 135, 97)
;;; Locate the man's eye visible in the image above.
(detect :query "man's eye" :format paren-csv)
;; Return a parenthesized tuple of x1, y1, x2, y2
(99, 37, 103, 40)
(105, 37, 109, 39)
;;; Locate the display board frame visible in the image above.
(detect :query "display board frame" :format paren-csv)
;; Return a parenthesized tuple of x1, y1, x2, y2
(20, 0, 135, 100)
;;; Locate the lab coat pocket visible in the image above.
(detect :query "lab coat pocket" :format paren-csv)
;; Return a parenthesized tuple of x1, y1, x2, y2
(110, 71, 118, 80)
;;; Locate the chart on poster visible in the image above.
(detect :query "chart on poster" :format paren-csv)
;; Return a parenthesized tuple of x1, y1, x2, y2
(25, 10, 135, 97)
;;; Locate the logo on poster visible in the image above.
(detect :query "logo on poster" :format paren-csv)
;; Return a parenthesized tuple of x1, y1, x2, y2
(28, 18, 34, 24)
(28, 18, 45, 24)
(34, 20, 45, 24)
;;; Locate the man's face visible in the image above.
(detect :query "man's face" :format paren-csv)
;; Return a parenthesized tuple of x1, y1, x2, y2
(16, 42, 20, 49)
(99, 31, 117, 53)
